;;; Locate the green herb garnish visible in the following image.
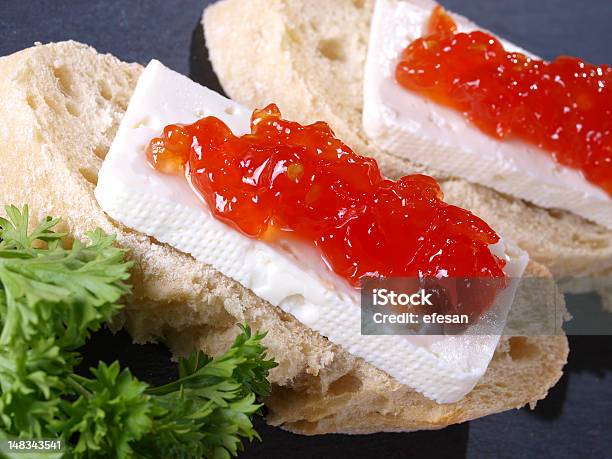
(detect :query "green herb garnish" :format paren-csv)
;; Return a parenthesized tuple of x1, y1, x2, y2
(0, 205, 276, 458)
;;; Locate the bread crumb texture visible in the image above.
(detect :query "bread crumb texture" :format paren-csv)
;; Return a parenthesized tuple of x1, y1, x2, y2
(0, 40, 567, 434)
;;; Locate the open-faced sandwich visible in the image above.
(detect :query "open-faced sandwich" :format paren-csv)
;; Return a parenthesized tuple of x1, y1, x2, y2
(0, 41, 568, 435)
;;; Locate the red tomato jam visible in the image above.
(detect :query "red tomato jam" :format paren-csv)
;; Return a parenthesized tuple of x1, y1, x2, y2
(147, 104, 506, 317)
(396, 6, 612, 195)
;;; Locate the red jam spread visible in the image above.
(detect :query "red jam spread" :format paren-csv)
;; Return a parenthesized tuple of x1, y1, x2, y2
(147, 104, 506, 317)
(396, 6, 612, 195)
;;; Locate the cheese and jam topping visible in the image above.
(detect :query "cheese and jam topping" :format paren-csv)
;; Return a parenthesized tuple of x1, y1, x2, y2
(96, 60, 528, 403)
(363, 0, 612, 229)
(396, 6, 612, 195)
(147, 103, 507, 317)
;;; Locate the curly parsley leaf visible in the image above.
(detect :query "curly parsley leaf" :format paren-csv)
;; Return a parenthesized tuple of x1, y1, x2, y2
(0, 205, 64, 250)
(137, 326, 276, 459)
(0, 207, 132, 347)
(0, 205, 276, 458)
(55, 363, 152, 458)
(55, 326, 275, 459)
(0, 338, 66, 438)
(150, 325, 276, 398)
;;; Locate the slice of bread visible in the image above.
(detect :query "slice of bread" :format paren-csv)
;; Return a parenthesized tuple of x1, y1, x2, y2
(202, 0, 612, 285)
(0, 41, 567, 435)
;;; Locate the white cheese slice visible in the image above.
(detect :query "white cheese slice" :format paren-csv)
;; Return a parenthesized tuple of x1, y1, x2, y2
(363, 0, 612, 229)
(96, 60, 528, 403)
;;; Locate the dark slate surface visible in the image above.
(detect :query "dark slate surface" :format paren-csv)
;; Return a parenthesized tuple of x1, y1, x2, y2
(1, 1, 611, 458)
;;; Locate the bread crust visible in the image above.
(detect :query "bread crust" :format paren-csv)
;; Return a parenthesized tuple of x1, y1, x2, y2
(0, 41, 568, 435)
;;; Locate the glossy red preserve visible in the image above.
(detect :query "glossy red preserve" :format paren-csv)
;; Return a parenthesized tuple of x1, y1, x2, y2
(396, 6, 612, 195)
(147, 104, 507, 316)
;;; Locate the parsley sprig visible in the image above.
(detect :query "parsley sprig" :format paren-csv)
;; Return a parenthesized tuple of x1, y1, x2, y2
(0, 205, 276, 458)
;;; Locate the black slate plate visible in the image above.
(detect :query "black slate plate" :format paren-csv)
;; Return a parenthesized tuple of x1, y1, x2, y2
(1, 1, 611, 458)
